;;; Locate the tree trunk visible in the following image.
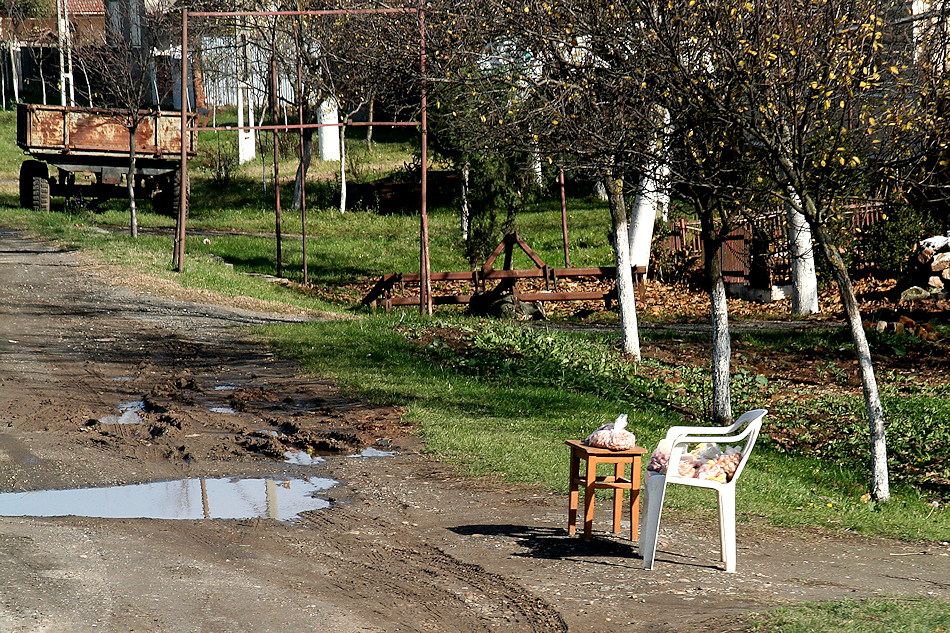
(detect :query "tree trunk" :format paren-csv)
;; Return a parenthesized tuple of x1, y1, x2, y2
(9, 43, 19, 104)
(786, 192, 820, 315)
(628, 107, 671, 276)
(461, 162, 470, 240)
(338, 123, 347, 214)
(804, 194, 890, 502)
(127, 127, 138, 238)
(700, 212, 732, 424)
(607, 175, 641, 360)
(292, 128, 313, 211)
(365, 94, 374, 150)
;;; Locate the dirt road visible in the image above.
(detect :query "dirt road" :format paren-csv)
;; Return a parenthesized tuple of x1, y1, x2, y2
(0, 230, 946, 633)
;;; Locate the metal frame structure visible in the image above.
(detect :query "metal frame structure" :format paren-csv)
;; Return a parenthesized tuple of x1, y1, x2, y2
(175, 2, 433, 314)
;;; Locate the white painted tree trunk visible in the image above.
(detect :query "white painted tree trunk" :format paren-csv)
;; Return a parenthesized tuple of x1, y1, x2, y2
(530, 150, 543, 188)
(628, 107, 671, 276)
(708, 245, 732, 423)
(9, 44, 19, 104)
(318, 99, 340, 161)
(607, 176, 641, 360)
(237, 86, 256, 164)
(785, 192, 820, 315)
(338, 123, 347, 214)
(461, 162, 470, 240)
(127, 130, 138, 238)
(799, 188, 890, 502)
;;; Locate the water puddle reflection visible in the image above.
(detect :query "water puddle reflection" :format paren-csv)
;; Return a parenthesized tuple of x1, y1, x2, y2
(284, 450, 324, 466)
(100, 400, 145, 424)
(0, 476, 336, 521)
(209, 405, 236, 414)
(349, 447, 396, 458)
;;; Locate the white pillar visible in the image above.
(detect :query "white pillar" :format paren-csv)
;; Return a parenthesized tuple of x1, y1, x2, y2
(237, 85, 256, 164)
(318, 98, 340, 161)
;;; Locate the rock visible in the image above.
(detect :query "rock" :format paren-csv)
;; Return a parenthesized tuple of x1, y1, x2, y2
(932, 252, 950, 272)
(900, 286, 932, 302)
(920, 235, 950, 252)
(929, 276, 945, 289)
(876, 320, 888, 333)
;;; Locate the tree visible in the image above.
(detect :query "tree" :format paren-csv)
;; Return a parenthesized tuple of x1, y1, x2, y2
(266, 5, 417, 214)
(76, 0, 179, 237)
(631, 0, 950, 500)
(429, 0, 656, 358)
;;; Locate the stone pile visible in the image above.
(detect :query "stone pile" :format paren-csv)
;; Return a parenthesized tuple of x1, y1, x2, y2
(905, 234, 950, 296)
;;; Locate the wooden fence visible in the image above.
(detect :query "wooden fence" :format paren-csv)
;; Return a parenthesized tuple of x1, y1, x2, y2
(662, 202, 885, 287)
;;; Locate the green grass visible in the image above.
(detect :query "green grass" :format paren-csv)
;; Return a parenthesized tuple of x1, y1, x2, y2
(747, 598, 950, 633)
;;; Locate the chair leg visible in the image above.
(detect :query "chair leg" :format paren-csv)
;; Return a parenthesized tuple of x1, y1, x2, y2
(640, 473, 667, 570)
(718, 487, 737, 573)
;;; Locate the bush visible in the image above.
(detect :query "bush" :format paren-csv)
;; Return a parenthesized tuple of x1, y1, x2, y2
(857, 201, 940, 276)
(196, 137, 239, 186)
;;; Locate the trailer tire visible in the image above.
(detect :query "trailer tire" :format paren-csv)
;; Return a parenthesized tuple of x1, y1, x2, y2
(19, 160, 50, 212)
(155, 170, 189, 217)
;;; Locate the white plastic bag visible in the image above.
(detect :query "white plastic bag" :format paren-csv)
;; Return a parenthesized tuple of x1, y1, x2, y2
(585, 414, 637, 451)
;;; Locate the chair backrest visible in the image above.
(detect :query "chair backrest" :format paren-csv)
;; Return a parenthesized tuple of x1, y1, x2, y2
(665, 409, 767, 484)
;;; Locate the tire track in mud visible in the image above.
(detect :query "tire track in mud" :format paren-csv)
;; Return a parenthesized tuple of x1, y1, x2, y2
(296, 510, 568, 632)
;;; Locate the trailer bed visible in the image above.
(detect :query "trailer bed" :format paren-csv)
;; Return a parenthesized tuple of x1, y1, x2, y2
(17, 103, 194, 159)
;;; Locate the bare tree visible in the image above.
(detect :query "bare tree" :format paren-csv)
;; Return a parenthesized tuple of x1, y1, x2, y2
(2, 0, 53, 106)
(259, 4, 417, 214)
(76, 0, 179, 237)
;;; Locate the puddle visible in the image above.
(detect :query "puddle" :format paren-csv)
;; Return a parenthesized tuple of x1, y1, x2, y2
(108, 376, 134, 382)
(0, 476, 336, 521)
(214, 384, 238, 391)
(209, 406, 237, 414)
(99, 400, 145, 424)
(284, 450, 324, 466)
(348, 447, 396, 458)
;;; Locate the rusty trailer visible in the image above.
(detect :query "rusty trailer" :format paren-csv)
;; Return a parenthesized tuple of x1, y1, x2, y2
(16, 103, 196, 213)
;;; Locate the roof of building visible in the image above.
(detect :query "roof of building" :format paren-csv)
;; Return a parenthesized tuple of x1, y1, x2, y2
(67, 0, 105, 15)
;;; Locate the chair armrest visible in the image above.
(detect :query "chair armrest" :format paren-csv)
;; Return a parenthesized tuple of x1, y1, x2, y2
(670, 432, 751, 447)
(665, 423, 739, 440)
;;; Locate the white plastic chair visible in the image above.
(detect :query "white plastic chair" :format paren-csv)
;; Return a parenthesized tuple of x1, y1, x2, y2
(639, 408, 767, 572)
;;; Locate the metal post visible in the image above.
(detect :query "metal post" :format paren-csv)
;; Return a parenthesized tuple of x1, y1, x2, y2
(175, 9, 188, 272)
(271, 54, 283, 277)
(560, 167, 571, 268)
(295, 20, 308, 285)
(419, 0, 432, 315)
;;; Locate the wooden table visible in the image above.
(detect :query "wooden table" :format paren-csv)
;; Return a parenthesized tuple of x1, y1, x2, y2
(566, 440, 648, 541)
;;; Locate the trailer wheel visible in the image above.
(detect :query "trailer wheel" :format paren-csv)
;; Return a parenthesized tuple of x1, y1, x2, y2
(19, 160, 50, 211)
(155, 170, 189, 217)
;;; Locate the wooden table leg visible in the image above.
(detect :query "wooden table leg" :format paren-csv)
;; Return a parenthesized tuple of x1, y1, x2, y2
(568, 449, 580, 535)
(612, 461, 624, 534)
(629, 456, 641, 541)
(583, 456, 597, 541)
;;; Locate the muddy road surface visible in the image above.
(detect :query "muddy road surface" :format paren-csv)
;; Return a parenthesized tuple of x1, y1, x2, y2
(0, 230, 946, 633)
